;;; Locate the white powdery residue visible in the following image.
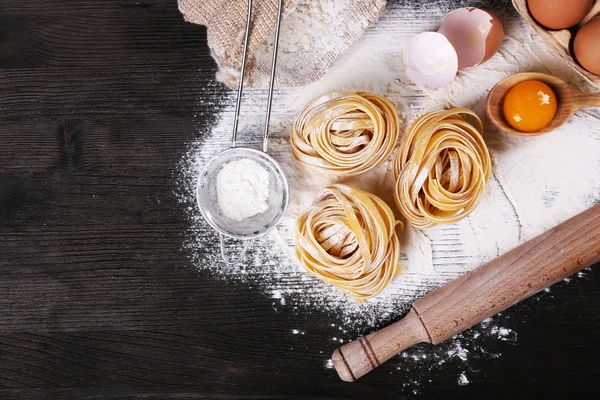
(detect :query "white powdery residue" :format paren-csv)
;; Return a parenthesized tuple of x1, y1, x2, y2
(491, 326, 517, 342)
(216, 158, 270, 221)
(458, 373, 469, 386)
(394, 317, 516, 387)
(447, 343, 469, 361)
(178, 4, 600, 331)
(272, 289, 286, 305)
(249, 0, 386, 87)
(325, 359, 334, 369)
(276, 0, 338, 54)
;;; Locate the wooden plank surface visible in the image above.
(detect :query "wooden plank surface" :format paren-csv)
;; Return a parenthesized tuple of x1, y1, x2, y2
(0, 0, 598, 398)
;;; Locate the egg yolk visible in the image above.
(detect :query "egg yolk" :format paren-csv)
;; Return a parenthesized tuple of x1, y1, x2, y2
(502, 80, 557, 132)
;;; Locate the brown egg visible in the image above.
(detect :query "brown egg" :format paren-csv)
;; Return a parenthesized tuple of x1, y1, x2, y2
(574, 17, 600, 76)
(527, 0, 593, 30)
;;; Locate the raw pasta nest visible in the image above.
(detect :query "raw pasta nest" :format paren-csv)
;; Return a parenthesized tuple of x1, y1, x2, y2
(291, 91, 400, 176)
(393, 108, 491, 228)
(295, 184, 403, 304)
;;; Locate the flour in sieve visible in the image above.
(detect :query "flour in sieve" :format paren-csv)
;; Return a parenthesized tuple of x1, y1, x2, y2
(216, 158, 270, 221)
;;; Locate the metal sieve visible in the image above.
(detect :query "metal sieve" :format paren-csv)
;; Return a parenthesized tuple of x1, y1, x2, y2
(196, 0, 289, 265)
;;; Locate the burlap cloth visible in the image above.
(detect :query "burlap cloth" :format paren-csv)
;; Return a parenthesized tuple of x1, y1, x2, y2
(178, 0, 387, 87)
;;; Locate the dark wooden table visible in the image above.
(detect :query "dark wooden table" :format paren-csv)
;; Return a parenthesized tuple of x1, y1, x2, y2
(1, 1, 598, 399)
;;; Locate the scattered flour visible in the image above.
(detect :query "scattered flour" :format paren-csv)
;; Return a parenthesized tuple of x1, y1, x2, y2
(271, 289, 287, 305)
(393, 315, 519, 388)
(458, 373, 469, 386)
(177, 1, 600, 386)
(490, 326, 517, 341)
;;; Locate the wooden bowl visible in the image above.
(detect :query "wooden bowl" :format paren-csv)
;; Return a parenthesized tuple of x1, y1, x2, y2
(513, 0, 600, 89)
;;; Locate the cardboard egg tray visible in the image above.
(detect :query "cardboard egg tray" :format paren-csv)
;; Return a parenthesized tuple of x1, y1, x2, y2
(513, 0, 600, 89)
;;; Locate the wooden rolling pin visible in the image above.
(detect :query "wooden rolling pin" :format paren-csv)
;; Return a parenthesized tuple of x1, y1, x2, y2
(332, 204, 600, 382)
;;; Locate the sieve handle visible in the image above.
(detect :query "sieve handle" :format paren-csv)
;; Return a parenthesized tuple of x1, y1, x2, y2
(261, 0, 284, 153)
(231, 0, 284, 152)
(220, 234, 251, 265)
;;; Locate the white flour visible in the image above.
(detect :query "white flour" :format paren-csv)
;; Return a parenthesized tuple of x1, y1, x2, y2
(316, 312, 523, 390)
(216, 158, 270, 221)
(241, 0, 386, 87)
(178, 1, 600, 385)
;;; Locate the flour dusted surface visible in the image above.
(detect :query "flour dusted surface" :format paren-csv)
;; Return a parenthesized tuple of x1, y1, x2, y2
(178, 0, 600, 387)
(180, 2, 599, 323)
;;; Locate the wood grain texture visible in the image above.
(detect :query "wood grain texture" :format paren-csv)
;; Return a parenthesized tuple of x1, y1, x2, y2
(334, 205, 600, 381)
(0, 0, 599, 398)
(333, 308, 430, 382)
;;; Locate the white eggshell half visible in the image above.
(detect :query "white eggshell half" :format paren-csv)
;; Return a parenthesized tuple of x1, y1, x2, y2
(438, 8, 494, 69)
(403, 32, 458, 89)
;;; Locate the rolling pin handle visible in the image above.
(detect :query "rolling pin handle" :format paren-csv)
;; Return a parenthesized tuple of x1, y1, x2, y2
(332, 308, 430, 382)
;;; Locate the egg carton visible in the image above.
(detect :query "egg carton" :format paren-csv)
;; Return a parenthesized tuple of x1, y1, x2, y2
(513, 0, 600, 89)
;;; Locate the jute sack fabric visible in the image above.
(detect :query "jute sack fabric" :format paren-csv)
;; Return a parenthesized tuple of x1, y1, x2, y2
(178, 0, 387, 87)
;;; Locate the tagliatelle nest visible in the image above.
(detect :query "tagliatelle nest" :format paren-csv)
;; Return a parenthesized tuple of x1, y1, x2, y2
(393, 108, 491, 228)
(291, 91, 399, 176)
(295, 184, 403, 304)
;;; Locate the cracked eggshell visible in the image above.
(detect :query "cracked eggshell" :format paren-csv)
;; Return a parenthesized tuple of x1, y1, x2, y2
(403, 32, 458, 89)
(438, 7, 505, 69)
